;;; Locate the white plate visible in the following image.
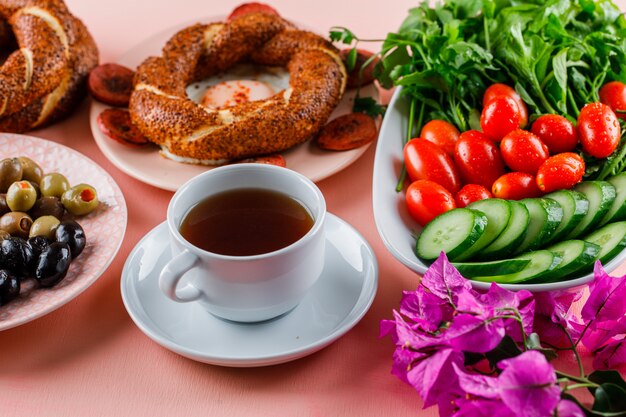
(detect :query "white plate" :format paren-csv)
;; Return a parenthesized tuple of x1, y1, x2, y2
(372, 87, 626, 292)
(89, 15, 379, 191)
(120, 214, 378, 367)
(0, 134, 127, 330)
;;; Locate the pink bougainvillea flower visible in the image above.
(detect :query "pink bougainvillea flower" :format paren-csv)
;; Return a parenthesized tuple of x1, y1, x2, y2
(581, 316, 626, 351)
(421, 253, 473, 305)
(453, 398, 518, 417)
(498, 351, 561, 417)
(400, 286, 452, 333)
(453, 362, 500, 399)
(407, 347, 464, 408)
(592, 339, 626, 370)
(533, 290, 582, 348)
(582, 263, 626, 323)
(445, 313, 506, 353)
(479, 283, 535, 340)
(555, 399, 585, 417)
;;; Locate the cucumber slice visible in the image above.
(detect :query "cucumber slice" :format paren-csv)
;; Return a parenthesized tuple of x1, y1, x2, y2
(544, 190, 589, 243)
(453, 259, 530, 278)
(514, 198, 563, 254)
(471, 250, 563, 284)
(416, 208, 487, 261)
(583, 221, 626, 264)
(567, 181, 616, 239)
(480, 201, 529, 259)
(456, 199, 512, 261)
(600, 173, 626, 225)
(533, 240, 601, 282)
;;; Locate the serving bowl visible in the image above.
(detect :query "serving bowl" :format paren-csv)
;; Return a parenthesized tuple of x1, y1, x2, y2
(372, 87, 626, 292)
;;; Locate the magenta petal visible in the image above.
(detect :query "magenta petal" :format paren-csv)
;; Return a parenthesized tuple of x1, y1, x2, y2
(581, 316, 626, 351)
(421, 252, 473, 303)
(555, 399, 585, 417)
(391, 347, 426, 384)
(445, 314, 506, 353)
(453, 398, 517, 417)
(453, 362, 500, 399)
(582, 263, 626, 323)
(407, 348, 464, 408)
(498, 351, 561, 417)
(592, 339, 626, 370)
(401, 286, 453, 332)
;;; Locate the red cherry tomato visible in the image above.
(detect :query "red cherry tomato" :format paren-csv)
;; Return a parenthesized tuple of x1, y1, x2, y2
(455, 184, 493, 208)
(453, 130, 506, 189)
(403, 138, 461, 194)
(227, 2, 279, 20)
(406, 180, 456, 226)
(500, 129, 550, 175)
(530, 114, 579, 154)
(419, 119, 460, 156)
(483, 83, 528, 128)
(480, 96, 521, 142)
(599, 81, 626, 120)
(492, 172, 543, 200)
(578, 102, 621, 158)
(536, 153, 585, 193)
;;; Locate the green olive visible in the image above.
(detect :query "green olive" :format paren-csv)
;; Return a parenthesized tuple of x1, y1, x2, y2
(7, 180, 38, 212)
(0, 194, 9, 216)
(29, 215, 60, 239)
(30, 196, 65, 220)
(61, 184, 99, 216)
(28, 181, 41, 199)
(18, 157, 43, 183)
(0, 211, 32, 238)
(0, 158, 23, 192)
(40, 173, 70, 198)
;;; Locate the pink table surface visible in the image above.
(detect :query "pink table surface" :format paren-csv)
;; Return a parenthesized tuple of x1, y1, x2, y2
(1, 1, 625, 416)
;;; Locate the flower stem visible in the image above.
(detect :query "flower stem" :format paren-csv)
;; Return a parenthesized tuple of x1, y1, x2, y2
(560, 324, 585, 378)
(555, 370, 597, 386)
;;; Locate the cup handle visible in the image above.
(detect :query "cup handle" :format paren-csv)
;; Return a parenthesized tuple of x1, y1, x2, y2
(159, 249, 202, 303)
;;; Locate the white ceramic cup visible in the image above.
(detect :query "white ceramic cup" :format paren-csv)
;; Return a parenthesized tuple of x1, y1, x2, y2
(158, 164, 326, 322)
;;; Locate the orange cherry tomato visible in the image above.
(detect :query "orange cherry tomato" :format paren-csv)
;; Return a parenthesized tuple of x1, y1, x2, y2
(403, 138, 461, 194)
(483, 83, 529, 128)
(406, 180, 456, 226)
(530, 114, 579, 154)
(536, 153, 585, 193)
(454, 130, 506, 189)
(419, 119, 460, 156)
(480, 96, 521, 142)
(492, 172, 543, 200)
(500, 129, 550, 175)
(455, 184, 493, 208)
(578, 102, 621, 158)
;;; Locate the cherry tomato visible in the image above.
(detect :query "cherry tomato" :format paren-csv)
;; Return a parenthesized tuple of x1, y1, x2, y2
(599, 81, 626, 120)
(500, 129, 550, 175)
(480, 96, 521, 142)
(419, 120, 460, 156)
(492, 172, 543, 200)
(404, 138, 461, 193)
(455, 184, 492, 208)
(453, 130, 506, 189)
(406, 180, 456, 226)
(483, 83, 528, 128)
(578, 102, 621, 158)
(536, 153, 585, 193)
(530, 114, 578, 154)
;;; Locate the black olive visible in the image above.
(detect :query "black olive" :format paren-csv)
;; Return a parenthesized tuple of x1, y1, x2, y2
(26, 236, 51, 276)
(55, 220, 86, 258)
(0, 269, 20, 306)
(0, 237, 33, 277)
(35, 242, 71, 288)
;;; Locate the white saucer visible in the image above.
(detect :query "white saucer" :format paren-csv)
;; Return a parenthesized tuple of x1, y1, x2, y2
(120, 214, 378, 367)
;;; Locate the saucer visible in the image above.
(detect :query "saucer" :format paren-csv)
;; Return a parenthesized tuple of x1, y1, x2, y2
(120, 214, 378, 367)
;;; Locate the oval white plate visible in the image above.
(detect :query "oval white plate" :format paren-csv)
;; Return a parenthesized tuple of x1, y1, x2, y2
(89, 16, 379, 191)
(0, 134, 127, 330)
(121, 214, 378, 367)
(372, 87, 626, 292)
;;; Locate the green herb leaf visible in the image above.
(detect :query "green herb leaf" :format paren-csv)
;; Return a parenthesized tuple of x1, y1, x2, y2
(329, 27, 355, 44)
(353, 96, 386, 118)
(345, 47, 357, 72)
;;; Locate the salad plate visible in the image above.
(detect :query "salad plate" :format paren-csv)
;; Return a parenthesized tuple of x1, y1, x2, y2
(372, 88, 626, 292)
(0, 134, 127, 331)
(120, 214, 378, 367)
(89, 15, 379, 191)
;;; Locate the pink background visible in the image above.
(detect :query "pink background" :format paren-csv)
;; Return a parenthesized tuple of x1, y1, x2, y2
(1, 1, 624, 416)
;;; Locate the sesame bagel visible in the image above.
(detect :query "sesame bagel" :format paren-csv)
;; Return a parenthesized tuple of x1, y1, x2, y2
(0, 0, 98, 132)
(129, 12, 347, 163)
